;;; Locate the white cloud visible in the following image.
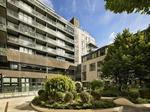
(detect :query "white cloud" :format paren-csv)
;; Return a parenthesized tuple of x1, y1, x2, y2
(108, 32, 116, 44)
(39, 0, 54, 9)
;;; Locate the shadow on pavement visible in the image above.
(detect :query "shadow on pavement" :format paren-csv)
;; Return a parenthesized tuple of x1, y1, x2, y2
(15, 101, 34, 111)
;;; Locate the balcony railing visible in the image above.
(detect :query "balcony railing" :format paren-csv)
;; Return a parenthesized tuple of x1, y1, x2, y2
(0, 17, 6, 31)
(0, 0, 6, 7)
(7, 0, 18, 6)
(7, 9, 18, 18)
(65, 45, 74, 51)
(65, 53, 74, 58)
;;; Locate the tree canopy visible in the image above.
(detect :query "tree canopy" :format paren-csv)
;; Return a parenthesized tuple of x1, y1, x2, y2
(102, 27, 150, 90)
(105, 0, 150, 14)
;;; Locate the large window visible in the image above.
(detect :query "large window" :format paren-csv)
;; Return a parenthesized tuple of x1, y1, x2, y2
(82, 65, 86, 72)
(89, 63, 96, 71)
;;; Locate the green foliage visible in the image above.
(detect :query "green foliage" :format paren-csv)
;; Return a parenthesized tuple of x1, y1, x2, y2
(128, 88, 140, 100)
(105, 0, 150, 14)
(139, 88, 150, 99)
(91, 90, 101, 100)
(75, 81, 83, 93)
(72, 91, 78, 100)
(102, 88, 120, 97)
(38, 90, 47, 101)
(38, 89, 45, 96)
(92, 100, 116, 109)
(48, 92, 64, 102)
(45, 75, 75, 93)
(80, 91, 91, 103)
(102, 29, 150, 90)
(136, 98, 150, 104)
(90, 80, 104, 91)
(32, 96, 41, 105)
(64, 92, 74, 103)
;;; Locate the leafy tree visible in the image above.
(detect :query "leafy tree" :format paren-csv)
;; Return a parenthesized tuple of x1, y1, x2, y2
(105, 0, 150, 14)
(102, 28, 150, 91)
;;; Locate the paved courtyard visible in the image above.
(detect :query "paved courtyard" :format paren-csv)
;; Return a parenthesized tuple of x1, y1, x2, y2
(0, 96, 150, 112)
(0, 96, 37, 112)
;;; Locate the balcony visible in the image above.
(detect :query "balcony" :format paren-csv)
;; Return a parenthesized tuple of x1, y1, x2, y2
(36, 33, 46, 40)
(4, 49, 74, 69)
(7, 22, 19, 31)
(7, 9, 18, 18)
(7, 0, 19, 6)
(65, 45, 74, 51)
(65, 53, 74, 59)
(0, 0, 6, 7)
(0, 17, 6, 31)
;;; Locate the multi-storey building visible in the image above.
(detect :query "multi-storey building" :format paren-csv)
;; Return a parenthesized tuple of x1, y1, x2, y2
(70, 17, 97, 65)
(81, 45, 108, 82)
(0, 0, 75, 92)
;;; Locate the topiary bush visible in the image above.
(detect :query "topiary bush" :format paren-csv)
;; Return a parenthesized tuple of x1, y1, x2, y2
(91, 90, 101, 100)
(75, 81, 83, 93)
(90, 80, 104, 91)
(80, 91, 91, 103)
(45, 75, 76, 93)
(72, 91, 78, 100)
(64, 92, 74, 103)
(38, 90, 48, 101)
(38, 89, 45, 96)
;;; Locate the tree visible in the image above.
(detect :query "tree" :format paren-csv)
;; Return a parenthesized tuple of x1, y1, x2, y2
(102, 28, 150, 90)
(105, 0, 150, 14)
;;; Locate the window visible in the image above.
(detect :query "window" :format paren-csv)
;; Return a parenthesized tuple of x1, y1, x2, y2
(11, 78, 18, 83)
(19, 12, 33, 24)
(82, 72, 86, 80)
(89, 63, 96, 71)
(3, 78, 10, 83)
(20, 47, 33, 54)
(82, 65, 86, 72)
(10, 63, 18, 70)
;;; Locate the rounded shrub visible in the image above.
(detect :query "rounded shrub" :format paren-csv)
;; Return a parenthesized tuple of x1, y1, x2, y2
(38, 89, 45, 96)
(128, 89, 140, 100)
(75, 81, 83, 93)
(64, 92, 74, 103)
(32, 96, 41, 105)
(91, 90, 101, 100)
(72, 91, 78, 100)
(39, 90, 48, 101)
(80, 91, 91, 103)
(45, 75, 76, 93)
(90, 80, 104, 91)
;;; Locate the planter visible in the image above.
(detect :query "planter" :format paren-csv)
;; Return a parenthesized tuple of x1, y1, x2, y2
(31, 103, 123, 112)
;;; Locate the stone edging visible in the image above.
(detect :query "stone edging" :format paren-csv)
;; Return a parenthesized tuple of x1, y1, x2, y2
(30, 103, 123, 112)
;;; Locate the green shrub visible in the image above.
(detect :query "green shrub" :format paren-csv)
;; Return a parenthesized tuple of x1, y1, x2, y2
(32, 96, 41, 105)
(80, 91, 91, 103)
(101, 87, 120, 97)
(128, 89, 140, 100)
(48, 92, 64, 102)
(64, 92, 74, 103)
(91, 90, 101, 100)
(90, 80, 104, 91)
(45, 75, 76, 93)
(139, 88, 150, 99)
(136, 98, 150, 104)
(75, 81, 83, 93)
(39, 90, 48, 101)
(38, 89, 45, 96)
(72, 91, 78, 100)
(92, 100, 116, 109)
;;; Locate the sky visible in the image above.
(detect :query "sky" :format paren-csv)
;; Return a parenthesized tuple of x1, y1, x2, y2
(41, 0, 150, 47)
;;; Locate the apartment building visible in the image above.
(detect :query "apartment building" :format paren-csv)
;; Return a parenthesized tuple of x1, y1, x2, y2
(81, 45, 108, 82)
(70, 17, 97, 65)
(0, 0, 75, 92)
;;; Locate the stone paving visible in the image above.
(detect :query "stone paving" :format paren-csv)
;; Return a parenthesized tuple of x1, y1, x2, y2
(0, 96, 37, 112)
(0, 96, 150, 112)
